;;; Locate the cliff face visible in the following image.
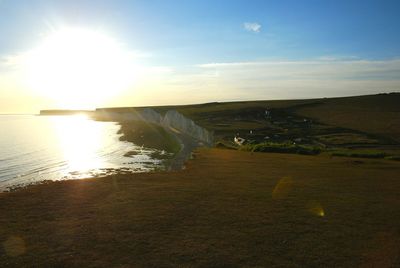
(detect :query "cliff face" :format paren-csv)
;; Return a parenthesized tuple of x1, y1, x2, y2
(162, 110, 213, 145)
(141, 108, 163, 124)
(95, 108, 213, 145)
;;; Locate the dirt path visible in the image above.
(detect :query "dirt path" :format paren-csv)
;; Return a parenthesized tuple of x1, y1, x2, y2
(166, 129, 204, 171)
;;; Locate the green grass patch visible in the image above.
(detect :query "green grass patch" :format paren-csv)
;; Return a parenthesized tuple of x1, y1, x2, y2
(385, 155, 400, 161)
(118, 121, 181, 154)
(240, 142, 322, 155)
(239, 143, 396, 160)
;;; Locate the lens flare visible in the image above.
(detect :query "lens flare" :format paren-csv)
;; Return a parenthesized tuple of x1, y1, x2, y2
(3, 236, 26, 257)
(272, 176, 294, 200)
(307, 200, 325, 217)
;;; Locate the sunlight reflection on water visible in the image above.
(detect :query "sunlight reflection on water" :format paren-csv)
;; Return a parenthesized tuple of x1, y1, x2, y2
(0, 115, 163, 191)
(51, 115, 105, 172)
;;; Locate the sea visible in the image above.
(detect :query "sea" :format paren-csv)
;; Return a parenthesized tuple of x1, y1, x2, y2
(0, 115, 163, 192)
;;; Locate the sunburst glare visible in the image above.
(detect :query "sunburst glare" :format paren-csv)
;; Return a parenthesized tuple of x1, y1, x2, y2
(23, 27, 138, 109)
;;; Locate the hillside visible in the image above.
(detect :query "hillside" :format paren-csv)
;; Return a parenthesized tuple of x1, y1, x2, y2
(294, 93, 400, 142)
(64, 93, 400, 154)
(167, 93, 400, 150)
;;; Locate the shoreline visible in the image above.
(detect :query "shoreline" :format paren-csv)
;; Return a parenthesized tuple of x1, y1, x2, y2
(116, 119, 210, 171)
(0, 116, 203, 193)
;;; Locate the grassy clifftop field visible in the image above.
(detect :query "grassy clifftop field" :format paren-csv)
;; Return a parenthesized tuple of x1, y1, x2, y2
(93, 93, 399, 155)
(174, 92, 399, 134)
(1, 149, 399, 267)
(295, 93, 400, 142)
(161, 93, 399, 153)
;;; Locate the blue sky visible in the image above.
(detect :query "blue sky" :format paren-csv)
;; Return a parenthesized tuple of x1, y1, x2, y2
(2, 0, 400, 62)
(1, 0, 400, 112)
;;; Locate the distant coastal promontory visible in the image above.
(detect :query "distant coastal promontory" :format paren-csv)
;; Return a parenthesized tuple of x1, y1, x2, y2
(39, 109, 94, 116)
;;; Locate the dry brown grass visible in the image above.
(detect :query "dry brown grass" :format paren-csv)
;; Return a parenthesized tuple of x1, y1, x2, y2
(1, 148, 400, 267)
(295, 93, 400, 142)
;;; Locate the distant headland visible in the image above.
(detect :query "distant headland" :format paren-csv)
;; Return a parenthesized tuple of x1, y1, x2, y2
(39, 110, 94, 116)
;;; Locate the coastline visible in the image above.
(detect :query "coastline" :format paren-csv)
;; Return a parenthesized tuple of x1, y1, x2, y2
(113, 117, 211, 171)
(38, 108, 214, 172)
(0, 115, 203, 193)
(115, 119, 211, 171)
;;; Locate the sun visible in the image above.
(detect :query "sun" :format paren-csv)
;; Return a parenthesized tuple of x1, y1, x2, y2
(23, 27, 136, 109)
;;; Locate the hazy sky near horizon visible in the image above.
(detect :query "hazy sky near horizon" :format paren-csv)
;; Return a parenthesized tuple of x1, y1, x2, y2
(1, 0, 400, 113)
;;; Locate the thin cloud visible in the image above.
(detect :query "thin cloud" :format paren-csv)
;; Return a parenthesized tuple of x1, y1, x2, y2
(197, 59, 400, 80)
(243, 22, 261, 33)
(164, 58, 400, 101)
(317, 55, 359, 61)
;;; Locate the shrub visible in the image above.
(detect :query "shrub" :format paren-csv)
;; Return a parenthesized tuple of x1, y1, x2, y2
(240, 142, 322, 155)
(385, 155, 400, 161)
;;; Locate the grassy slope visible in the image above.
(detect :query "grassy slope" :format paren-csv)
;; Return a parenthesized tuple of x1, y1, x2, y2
(97, 93, 400, 142)
(174, 93, 399, 134)
(294, 93, 400, 142)
(1, 148, 400, 267)
(99, 93, 399, 150)
(171, 99, 314, 130)
(166, 93, 400, 153)
(118, 120, 181, 153)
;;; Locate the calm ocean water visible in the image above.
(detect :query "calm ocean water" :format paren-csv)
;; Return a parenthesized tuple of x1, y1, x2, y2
(0, 115, 162, 191)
